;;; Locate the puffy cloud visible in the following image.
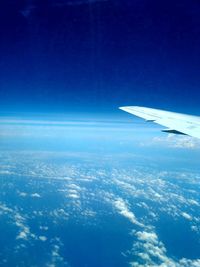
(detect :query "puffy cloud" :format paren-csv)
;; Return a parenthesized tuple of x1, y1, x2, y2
(38, 236, 47, 242)
(114, 198, 144, 227)
(131, 230, 200, 267)
(46, 238, 69, 267)
(181, 212, 193, 221)
(15, 213, 31, 241)
(31, 193, 41, 198)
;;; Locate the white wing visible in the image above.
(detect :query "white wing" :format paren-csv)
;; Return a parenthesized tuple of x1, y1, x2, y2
(119, 106, 200, 139)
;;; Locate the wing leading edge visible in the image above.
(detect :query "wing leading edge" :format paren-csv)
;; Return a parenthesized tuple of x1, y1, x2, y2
(119, 106, 200, 139)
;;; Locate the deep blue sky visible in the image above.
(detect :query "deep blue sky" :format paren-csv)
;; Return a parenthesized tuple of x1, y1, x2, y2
(1, 0, 200, 115)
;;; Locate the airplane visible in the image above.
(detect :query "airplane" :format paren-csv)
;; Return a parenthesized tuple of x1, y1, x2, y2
(119, 106, 200, 139)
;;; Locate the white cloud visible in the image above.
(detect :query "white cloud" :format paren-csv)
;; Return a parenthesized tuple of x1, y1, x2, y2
(0, 204, 13, 214)
(68, 193, 79, 199)
(131, 229, 200, 267)
(39, 236, 47, 242)
(136, 231, 158, 244)
(188, 199, 199, 206)
(114, 198, 144, 227)
(67, 187, 80, 200)
(46, 238, 69, 267)
(39, 226, 49, 231)
(179, 259, 200, 267)
(50, 209, 69, 221)
(150, 135, 200, 150)
(31, 193, 41, 198)
(0, 204, 37, 242)
(81, 209, 96, 218)
(191, 225, 199, 233)
(19, 192, 27, 197)
(131, 226, 200, 267)
(15, 213, 31, 241)
(182, 212, 193, 221)
(0, 170, 14, 175)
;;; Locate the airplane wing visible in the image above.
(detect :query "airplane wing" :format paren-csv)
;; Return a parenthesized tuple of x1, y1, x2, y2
(119, 106, 200, 139)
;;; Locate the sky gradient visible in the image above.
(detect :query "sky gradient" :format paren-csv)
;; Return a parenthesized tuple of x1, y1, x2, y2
(1, 0, 200, 115)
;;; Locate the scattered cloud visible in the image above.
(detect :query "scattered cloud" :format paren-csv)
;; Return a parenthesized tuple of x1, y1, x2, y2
(18, 192, 27, 197)
(114, 198, 144, 227)
(50, 209, 69, 221)
(31, 193, 41, 198)
(47, 238, 69, 267)
(39, 226, 49, 231)
(181, 212, 193, 221)
(18, 191, 41, 198)
(0, 150, 200, 266)
(38, 236, 47, 242)
(131, 230, 200, 267)
(149, 135, 200, 149)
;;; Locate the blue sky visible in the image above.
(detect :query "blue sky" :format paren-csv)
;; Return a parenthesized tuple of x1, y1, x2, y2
(0, 0, 200, 115)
